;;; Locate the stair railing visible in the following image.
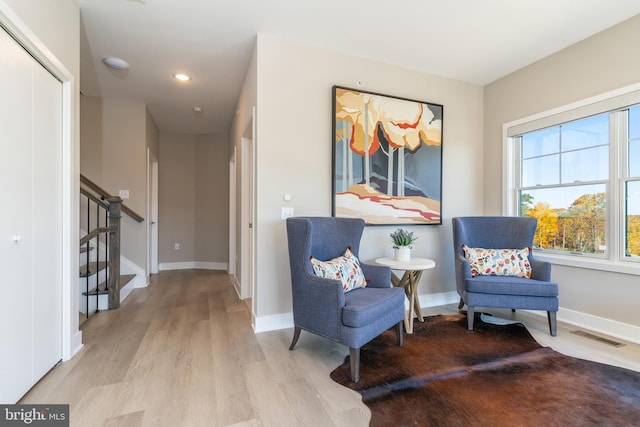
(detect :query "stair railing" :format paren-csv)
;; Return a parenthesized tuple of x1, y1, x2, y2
(79, 174, 142, 318)
(79, 191, 121, 317)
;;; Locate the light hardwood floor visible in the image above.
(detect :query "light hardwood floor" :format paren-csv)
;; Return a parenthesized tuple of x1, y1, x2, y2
(21, 270, 640, 426)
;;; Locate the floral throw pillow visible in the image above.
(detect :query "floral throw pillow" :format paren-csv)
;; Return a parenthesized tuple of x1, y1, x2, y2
(310, 247, 367, 292)
(462, 244, 532, 278)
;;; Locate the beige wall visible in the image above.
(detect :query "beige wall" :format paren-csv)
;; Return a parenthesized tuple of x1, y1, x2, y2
(484, 15, 640, 328)
(159, 132, 229, 265)
(246, 34, 484, 320)
(195, 133, 229, 263)
(80, 96, 150, 269)
(159, 133, 196, 263)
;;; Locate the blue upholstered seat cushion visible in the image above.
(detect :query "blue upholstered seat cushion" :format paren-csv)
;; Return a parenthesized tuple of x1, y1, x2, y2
(465, 275, 558, 297)
(342, 287, 404, 328)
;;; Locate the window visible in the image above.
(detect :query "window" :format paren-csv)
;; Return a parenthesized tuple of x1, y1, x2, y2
(516, 114, 609, 255)
(506, 86, 640, 271)
(625, 105, 640, 258)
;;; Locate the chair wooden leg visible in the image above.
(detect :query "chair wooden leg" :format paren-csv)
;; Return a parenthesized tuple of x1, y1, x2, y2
(289, 326, 301, 350)
(467, 306, 475, 331)
(396, 321, 404, 347)
(349, 347, 360, 383)
(458, 297, 465, 310)
(548, 311, 557, 336)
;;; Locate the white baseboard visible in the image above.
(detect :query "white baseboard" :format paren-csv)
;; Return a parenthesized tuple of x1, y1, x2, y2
(159, 261, 227, 271)
(233, 276, 241, 298)
(120, 280, 135, 302)
(418, 291, 459, 309)
(252, 292, 459, 334)
(433, 291, 639, 345)
(250, 291, 640, 346)
(525, 307, 640, 345)
(120, 256, 147, 288)
(253, 312, 294, 333)
(69, 331, 84, 360)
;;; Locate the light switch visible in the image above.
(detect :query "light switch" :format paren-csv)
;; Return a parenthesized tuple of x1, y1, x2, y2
(281, 207, 294, 220)
(119, 190, 130, 199)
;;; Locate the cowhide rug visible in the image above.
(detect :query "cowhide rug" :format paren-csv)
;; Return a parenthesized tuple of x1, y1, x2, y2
(330, 313, 640, 427)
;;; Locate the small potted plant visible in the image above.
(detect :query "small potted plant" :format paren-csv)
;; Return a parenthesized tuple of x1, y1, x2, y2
(390, 228, 417, 261)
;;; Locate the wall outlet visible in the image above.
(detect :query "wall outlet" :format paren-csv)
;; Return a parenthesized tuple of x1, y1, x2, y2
(119, 189, 130, 199)
(281, 207, 294, 220)
(174, 243, 180, 250)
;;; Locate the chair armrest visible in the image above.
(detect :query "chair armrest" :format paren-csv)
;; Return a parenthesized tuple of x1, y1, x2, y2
(529, 256, 551, 281)
(292, 273, 345, 339)
(360, 262, 391, 288)
(454, 254, 472, 297)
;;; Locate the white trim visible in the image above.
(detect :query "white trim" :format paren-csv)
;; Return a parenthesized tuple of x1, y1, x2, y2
(526, 307, 640, 345)
(158, 261, 228, 271)
(70, 332, 83, 358)
(0, 2, 79, 362)
(119, 280, 136, 302)
(233, 275, 242, 298)
(120, 256, 148, 288)
(502, 81, 640, 274)
(251, 292, 459, 334)
(535, 252, 640, 276)
(253, 312, 294, 333)
(417, 291, 459, 309)
(504, 81, 640, 135)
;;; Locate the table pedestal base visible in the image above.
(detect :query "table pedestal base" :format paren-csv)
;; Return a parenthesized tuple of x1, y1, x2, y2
(391, 270, 424, 334)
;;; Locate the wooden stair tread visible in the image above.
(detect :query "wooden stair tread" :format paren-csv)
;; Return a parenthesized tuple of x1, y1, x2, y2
(79, 261, 107, 277)
(80, 246, 94, 253)
(82, 274, 136, 296)
(119, 274, 135, 288)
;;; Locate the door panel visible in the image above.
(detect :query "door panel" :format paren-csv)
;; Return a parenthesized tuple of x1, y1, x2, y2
(0, 26, 63, 403)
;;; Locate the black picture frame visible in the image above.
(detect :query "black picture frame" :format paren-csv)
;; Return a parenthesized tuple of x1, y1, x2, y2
(332, 86, 443, 225)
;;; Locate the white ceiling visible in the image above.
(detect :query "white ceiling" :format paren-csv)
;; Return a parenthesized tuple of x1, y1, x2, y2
(78, 0, 640, 135)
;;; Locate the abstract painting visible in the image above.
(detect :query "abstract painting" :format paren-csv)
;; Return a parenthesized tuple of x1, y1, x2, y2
(332, 86, 443, 225)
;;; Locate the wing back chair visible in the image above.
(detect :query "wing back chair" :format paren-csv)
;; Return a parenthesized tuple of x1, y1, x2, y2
(452, 216, 559, 336)
(286, 217, 405, 382)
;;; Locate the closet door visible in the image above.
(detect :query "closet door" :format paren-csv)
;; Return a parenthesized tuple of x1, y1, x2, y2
(31, 48, 63, 384)
(0, 25, 63, 403)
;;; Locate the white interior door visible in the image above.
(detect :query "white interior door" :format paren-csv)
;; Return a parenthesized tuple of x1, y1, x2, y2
(0, 25, 63, 403)
(148, 148, 159, 275)
(241, 135, 254, 300)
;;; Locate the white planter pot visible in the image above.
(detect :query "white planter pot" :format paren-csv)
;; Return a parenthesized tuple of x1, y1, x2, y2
(394, 246, 411, 262)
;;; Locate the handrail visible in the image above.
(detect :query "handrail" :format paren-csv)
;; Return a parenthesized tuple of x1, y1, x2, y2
(80, 226, 115, 246)
(80, 187, 109, 210)
(80, 174, 144, 222)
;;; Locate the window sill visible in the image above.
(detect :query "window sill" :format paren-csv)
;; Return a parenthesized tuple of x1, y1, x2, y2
(534, 252, 640, 276)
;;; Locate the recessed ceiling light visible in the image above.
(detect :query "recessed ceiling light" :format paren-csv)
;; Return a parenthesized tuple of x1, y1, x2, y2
(174, 74, 191, 81)
(193, 106, 204, 113)
(102, 57, 129, 70)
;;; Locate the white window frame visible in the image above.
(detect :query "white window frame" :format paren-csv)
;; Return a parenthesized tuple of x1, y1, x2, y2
(503, 82, 640, 276)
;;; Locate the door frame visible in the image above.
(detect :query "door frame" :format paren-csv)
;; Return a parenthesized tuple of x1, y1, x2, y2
(147, 148, 159, 277)
(240, 110, 256, 302)
(0, 6, 79, 360)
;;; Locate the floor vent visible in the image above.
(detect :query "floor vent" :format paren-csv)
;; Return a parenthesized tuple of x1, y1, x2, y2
(571, 330, 625, 347)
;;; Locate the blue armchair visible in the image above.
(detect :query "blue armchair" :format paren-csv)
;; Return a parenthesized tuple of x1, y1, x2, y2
(452, 216, 559, 336)
(286, 217, 405, 382)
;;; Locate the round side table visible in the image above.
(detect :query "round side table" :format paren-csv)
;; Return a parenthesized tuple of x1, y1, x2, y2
(375, 257, 436, 334)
